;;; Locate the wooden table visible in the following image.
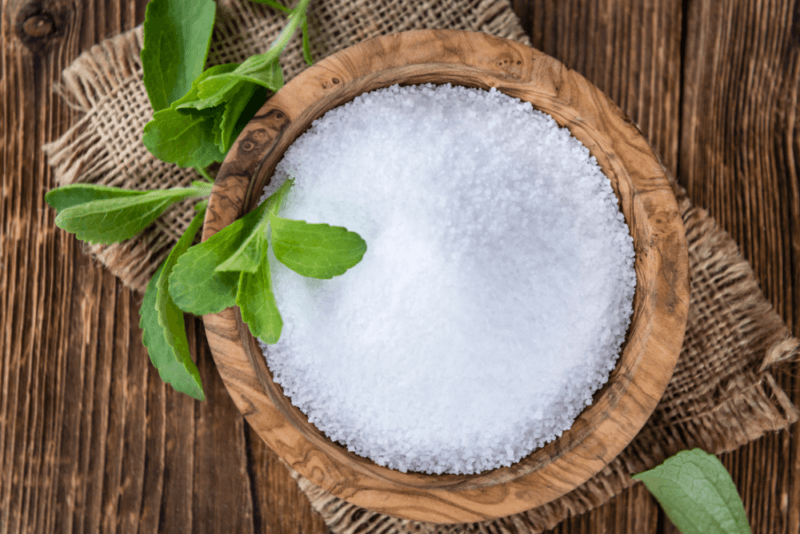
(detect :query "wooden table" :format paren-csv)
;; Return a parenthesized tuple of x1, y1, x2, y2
(1, 0, 797, 532)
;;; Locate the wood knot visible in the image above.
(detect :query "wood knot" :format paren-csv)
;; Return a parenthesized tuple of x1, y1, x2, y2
(14, 2, 67, 51)
(22, 14, 54, 38)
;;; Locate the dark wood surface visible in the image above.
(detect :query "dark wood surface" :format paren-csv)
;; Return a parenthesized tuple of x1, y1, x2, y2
(0, 0, 797, 532)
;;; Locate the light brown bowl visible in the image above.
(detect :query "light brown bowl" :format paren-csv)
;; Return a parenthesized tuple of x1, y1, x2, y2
(201, 29, 689, 523)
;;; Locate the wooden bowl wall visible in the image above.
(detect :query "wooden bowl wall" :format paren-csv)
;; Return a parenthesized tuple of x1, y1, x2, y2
(202, 29, 690, 523)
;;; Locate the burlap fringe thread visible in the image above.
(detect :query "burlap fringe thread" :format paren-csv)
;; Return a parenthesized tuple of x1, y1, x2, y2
(42, 0, 529, 292)
(42, 0, 799, 532)
(282, 185, 800, 533)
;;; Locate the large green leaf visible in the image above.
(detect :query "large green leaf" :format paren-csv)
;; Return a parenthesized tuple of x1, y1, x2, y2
(633, 449, 751, 534)
(53, 187, 204, 245)
(45, 183, 145, 212)
(141, 0, 217, 111)
(140, 204, 208, 401)
(270, 215, 367, 279)
(142, 106, 225, 169)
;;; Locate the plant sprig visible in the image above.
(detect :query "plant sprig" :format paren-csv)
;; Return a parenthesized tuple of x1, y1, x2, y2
(46, 0, 367, 402)
(141, 0, 313, 172)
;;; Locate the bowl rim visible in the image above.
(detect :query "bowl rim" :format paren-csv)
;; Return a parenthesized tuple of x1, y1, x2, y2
(202, 29, 689, 524)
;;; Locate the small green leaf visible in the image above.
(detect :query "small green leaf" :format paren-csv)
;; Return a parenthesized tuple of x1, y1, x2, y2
(197, 0, 312, 94)
(215, 179, 293, 273)
(266, 178, 295, 215)
(270, 215, 367, 279)
(53, 187, 204, 245)
(169, 201, 269, 315)
(633, 449, 751, 534)
(46, 184, 145, 212)
(140, 204, 208, 401)
(236, 241, 283, 343)
(143, 106, 225, 168)
(174, 64, 241, 113)
(249, 0, 290, 12)
(141, 0, 217, 111)
(218, 83, 267, 153)
(214, 227, 263, 273)
(301, 18, 313, 66)
(199, 54, 285, 93)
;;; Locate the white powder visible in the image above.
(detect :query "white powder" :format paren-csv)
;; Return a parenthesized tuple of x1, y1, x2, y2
(258, 84, 636, 475)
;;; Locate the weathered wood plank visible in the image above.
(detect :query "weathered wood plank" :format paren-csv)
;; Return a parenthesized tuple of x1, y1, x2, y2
(680, 1, 800, 533)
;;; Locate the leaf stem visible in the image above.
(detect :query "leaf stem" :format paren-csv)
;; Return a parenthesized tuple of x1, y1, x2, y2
(268, 0, 312, 53)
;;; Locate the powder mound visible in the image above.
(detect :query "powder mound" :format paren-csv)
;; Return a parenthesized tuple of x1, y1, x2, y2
(259, 84, 636, 475)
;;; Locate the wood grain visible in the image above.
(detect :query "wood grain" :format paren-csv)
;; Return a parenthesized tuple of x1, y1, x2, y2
(0, 0, 797, 532)
(679, 1, 800, 533)
(202, 29, 689, 523)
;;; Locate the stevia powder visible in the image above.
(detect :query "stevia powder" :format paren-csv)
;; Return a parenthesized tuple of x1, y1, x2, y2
(259, 84, 636, 475)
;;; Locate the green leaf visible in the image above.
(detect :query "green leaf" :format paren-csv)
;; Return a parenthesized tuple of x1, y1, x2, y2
(53, 187, 204, 245)
(199, 54, 285, 93)
(46, 184, 145, 212)
(633, 449, 751, 534)
(215, 179, 293, 273)
(197, 0, 311, 94)
(140, 204, 208, 401)
(174, 64, 241, 113)
(218, 83, 267, 153)
(236, 241, 283, 343)
(270, 215, 367, 279)
(169, 201, 270, 315)
(249, 0, 290, 12)
(141, 0, 217, 111)
(301, 18, 313, 66)
(266, 178, 295, 215)
(143, 106, 225, 168)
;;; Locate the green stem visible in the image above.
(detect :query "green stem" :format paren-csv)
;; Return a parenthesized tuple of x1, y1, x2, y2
(269, 0, 312, 53)
(195, 166, 214, 183)
(190, 180, 214, 196)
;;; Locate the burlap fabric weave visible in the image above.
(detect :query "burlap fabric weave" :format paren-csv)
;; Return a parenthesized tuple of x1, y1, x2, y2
(43, 1, 799, 532)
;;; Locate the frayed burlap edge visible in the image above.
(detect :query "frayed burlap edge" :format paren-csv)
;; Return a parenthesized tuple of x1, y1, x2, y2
(285, 183, 799, 534)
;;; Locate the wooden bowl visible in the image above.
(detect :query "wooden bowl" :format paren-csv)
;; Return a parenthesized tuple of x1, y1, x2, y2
(202, 29, 689, 523)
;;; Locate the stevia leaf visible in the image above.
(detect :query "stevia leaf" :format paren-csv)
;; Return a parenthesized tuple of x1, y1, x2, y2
(218, 83, 267, 153)
(46, 184, 145, 212)
(236, 242, 283, 344)
(633, 449, 751, 534)
(143, 106, 225, 168)
(215, 179, 292, 273)
(199, 55, 285, 94)
(53, 187, 202, 245)
(301, 18, 313, 66)
(249, 0, 290, 12)
(141, 0, 217, 111)
(169, 201, 270, 315)
(140, 204, 208, 401)
(270, 215, 367, 279)
(174, 64, 241, 113)
(266, 178, 295, 215)
(214, 228, 263, 273)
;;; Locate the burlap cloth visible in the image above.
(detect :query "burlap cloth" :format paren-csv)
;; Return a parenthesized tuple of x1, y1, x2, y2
(43, 0, 799, 532)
